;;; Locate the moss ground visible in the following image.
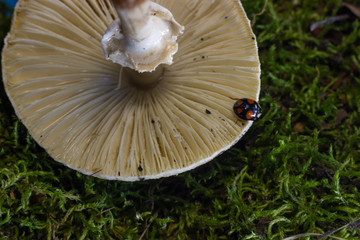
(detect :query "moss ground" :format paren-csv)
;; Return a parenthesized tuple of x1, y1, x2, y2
(1, 0, 360, 239)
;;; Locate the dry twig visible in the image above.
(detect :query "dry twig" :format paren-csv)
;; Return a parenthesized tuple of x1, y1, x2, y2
(252, 0, 268, 26)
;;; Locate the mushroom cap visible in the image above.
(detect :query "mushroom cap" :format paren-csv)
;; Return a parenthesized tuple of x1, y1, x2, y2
(2, 0, 261, 181)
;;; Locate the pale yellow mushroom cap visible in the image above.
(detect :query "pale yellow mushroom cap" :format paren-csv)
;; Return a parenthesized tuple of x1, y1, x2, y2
(2, 0, 261, 181)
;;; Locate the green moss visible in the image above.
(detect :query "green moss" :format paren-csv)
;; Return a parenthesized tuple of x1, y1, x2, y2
(1, 0, 360, 239)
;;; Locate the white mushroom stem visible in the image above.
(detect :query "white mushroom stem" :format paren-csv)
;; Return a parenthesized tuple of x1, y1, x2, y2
(113, 0, 152, 41)
(102, 0, 184, 75)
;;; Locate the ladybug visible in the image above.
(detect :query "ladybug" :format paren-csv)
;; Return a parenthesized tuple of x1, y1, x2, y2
(233, 98, 262, 121)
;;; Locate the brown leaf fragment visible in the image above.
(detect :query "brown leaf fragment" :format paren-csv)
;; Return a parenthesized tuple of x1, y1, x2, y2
(324, 29, 344, 45)
(350, 61, 359, 73)
(340, 94, 348, 104)
(9, 192, 16, 200)
(312, 27, 322, 37)
(293, 122, 304, 133)
(318, 120, 331, 130)
(331, 71, 349, 90)
(30, 193, 43, 204)
(326, 29, 344, 45)
(341, 2, 360, 18)
(335, 108, 349, 126)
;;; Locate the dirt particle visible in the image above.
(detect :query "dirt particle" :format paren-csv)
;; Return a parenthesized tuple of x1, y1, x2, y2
(335, 108, 349, 126)
(10, 192, 15, 200)
(293, 122, 304, 133)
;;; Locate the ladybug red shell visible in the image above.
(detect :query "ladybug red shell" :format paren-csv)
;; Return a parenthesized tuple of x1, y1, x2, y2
(233, 98, 262, 121)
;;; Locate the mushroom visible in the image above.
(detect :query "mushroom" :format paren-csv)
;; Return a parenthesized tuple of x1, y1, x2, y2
(1, 0, 261, 181)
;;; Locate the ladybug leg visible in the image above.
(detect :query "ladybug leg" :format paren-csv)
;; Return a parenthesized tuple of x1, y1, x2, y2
(233, 119, 245, 126)
(230, 119, 239, 129)
(230, 97, 238, 101)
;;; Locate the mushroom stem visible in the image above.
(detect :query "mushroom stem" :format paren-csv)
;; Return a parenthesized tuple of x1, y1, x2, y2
(102, 0, 184, 73)
(120, 66, 164, 89)
(111, 0, 152, 41)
